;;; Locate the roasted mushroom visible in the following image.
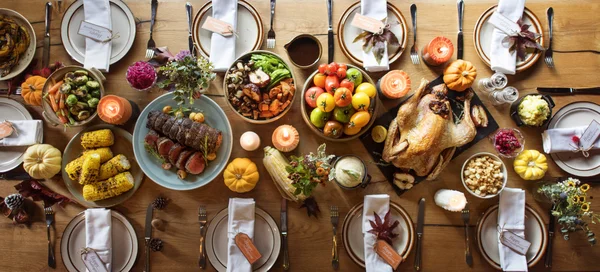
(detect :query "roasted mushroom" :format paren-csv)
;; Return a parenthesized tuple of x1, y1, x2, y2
(242, 83, 261, 102)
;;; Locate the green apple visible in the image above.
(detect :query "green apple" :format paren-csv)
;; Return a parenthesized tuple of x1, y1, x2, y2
(333, 105, 355, 124)
(345, 68, 363, 86)
(310, 108, 331, 128)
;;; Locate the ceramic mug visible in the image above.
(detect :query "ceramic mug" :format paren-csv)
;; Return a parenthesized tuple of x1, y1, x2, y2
(331, 155, 371, 189)
(284, 34, 322, 69)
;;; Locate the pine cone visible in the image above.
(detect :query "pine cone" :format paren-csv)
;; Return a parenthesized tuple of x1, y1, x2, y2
(152, 197, 169, 210)
(4, 194, 24, 210)
(149, 238, 163, 252)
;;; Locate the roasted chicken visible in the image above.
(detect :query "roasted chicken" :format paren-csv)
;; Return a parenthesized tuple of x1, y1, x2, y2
(383, 79, 477, 180)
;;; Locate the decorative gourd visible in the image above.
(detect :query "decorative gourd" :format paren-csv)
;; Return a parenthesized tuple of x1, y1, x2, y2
(223, 158, 259, 193)
(23, 144, 62, 179)
(443, 60, 477, 92)
(21, 76, 46, 106)
(513, 150, 548, 180)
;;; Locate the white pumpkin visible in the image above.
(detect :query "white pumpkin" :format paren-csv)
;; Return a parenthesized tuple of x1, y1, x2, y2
(23, 144, 62, 179)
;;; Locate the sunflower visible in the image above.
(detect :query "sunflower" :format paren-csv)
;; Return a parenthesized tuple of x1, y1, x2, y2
(581, 203, 590, 212)
(572, 196, 580, 203)
(567, 180, 575, 187)
(579, 196, 586, 203)
(581, 184, 591, 192)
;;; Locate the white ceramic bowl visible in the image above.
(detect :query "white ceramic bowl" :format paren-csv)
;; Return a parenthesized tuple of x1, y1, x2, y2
(461, 152, 507, 199)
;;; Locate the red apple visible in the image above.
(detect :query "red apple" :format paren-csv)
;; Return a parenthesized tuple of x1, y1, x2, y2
(305, 86, 325, 108)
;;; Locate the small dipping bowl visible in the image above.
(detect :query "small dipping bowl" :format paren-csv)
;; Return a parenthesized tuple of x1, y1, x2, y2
(332, 155, 371, 189)
(284, 34, 322, 69)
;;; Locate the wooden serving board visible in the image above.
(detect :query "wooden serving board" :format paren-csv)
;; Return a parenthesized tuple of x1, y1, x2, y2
(360, 76, 499, 195)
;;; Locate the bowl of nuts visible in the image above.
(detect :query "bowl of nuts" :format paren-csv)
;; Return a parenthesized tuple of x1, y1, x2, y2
(224, 50, 297, 124)
(461, 152, 507, 199)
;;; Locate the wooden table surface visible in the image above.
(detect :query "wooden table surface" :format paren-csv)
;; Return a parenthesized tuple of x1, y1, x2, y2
(1, 0, 600, 271)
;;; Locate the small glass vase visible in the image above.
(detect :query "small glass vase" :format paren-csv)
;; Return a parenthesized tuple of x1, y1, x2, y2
(531, 180, 556, 204)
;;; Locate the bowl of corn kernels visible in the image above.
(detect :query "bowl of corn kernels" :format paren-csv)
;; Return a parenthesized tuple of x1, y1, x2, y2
(461, 152, 507, 199)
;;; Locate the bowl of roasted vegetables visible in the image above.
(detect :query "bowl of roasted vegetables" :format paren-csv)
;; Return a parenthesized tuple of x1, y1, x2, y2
(0, 9, 36, 81)
(301, 62, 379, 141)
(224, 50, 297, 124)
(62, 125, 144, 207)
(42, 66, 104, 127)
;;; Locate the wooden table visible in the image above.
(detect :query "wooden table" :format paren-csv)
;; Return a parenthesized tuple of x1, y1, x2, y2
(1, 0, 599, 271)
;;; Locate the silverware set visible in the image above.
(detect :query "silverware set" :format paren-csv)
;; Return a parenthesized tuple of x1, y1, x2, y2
(44, 206, 56, 268)
(330, 205, 339, 270)
(544, 7, 555, 68)
(146, 0, 158, 59)
(198, 206, 208, 269)
(409, 4, 420, 65)
(461, 205, 473, 267)
(266, 0, 276, 49)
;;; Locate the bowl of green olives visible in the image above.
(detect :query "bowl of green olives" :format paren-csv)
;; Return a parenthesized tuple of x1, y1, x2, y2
(42, 66, 105, 127)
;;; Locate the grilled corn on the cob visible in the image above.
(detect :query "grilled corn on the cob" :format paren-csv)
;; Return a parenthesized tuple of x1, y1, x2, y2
(79, 153, 101, 185)
(65, 148, 113, 180)
(81, 129, 114, 149)
(263, 146, 307, 202)
(98, 154, 131, 180)
(82, 172, 134, 201)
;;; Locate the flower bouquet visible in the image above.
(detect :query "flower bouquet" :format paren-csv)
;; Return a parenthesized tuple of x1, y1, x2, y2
(537, 178, 599, 245)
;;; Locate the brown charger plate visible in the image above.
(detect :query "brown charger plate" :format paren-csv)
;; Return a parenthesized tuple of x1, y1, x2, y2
(473, 5, 544, 73)
(341, 201, 414, 268)
(337, 2, 408, 66)
(61, 124, 144, 207)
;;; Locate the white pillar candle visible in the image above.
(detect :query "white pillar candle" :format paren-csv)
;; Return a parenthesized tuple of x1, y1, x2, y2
(240, 131, 261, 151)
(434, 189, 467, 212)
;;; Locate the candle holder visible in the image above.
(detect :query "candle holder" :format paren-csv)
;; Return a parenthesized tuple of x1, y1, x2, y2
(272, 125, 299, 152)
(98, 95, 134, 125)
(240, 131, 261, 151)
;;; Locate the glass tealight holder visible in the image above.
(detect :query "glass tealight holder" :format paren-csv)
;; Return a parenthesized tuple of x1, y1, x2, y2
(477, 72, 508, 93)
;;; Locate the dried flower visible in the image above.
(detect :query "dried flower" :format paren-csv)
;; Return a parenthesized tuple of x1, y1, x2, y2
(503, 19, 544, 61)
(353, 21, 401, 64)
(572, 135, 581, 145)
(286, 144, 335, 197)
(368, 210, 400, 245)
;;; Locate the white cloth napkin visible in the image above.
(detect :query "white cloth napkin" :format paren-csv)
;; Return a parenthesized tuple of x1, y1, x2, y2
(543, 126, 600, 154)
(227, 198, 255, 272)
(363, 194, 392, 272)
(360, 0, 389, 72)
(85, 208, 112, 272)
(0, 120, 42, 146)
(83, 0, 112, 72)
(210, 0, 238, 72)
(490, 0, 525, 75)
(498, 188, 527, 272)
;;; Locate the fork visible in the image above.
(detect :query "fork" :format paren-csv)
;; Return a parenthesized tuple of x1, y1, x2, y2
(146, 0, 158, 59)
(409, 4, 420, 64)
(544, 7, 554, 68)
(198, 206, 207, 269)
(45, 206, 56, 268)
(330, 206, 339, 270)
(266, 0, 276, 49)
(461, 206, 473, 267)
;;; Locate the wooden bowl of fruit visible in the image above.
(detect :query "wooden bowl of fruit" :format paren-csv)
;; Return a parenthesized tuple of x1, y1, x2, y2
(301, 62, 379, 142)
(224, 50, 297, 124)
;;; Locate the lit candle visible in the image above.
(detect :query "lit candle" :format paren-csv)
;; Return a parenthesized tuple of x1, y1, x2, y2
(97, 95, 133, 125)
(240, 131, 261, 151)
(272, 125, 299, 152)
(434, 189, 467, 212)
(421, 36, 454, 66)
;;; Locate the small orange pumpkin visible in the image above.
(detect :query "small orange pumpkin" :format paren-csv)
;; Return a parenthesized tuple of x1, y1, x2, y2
(443, 60, 477, 92)
(21, 76, 46, 106)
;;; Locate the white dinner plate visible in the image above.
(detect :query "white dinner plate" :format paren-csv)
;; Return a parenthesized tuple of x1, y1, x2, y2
(60, 210, 138, 272)
(477, 204, 547, 270)
(206, 207, 280, 272)
(0, 9, 36, 81)
(548, 102, 600, 177)
(192, 0, 264, 59)
(337, 2, 408, 67)
(61, 0, 136, 66)
(341, 201, 414, 268)
(473, 6, 544, 73)
(0, 98, 37, 173)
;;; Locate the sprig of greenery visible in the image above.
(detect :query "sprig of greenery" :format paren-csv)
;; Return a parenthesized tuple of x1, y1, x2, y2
(286, 144, 335, 197)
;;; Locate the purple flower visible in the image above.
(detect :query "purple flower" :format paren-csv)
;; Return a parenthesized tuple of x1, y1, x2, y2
(175, 50, 192, 61)
(560, 192, 567, 199)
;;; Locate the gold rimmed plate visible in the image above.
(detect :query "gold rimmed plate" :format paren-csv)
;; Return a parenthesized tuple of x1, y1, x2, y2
(337, 2, 408, 67)
(0, 97, 37, 173)
(476, 204, 547, 270)
(341, 201, 414, 268)
(192, 0, 264, 59)
(473, 6, 544, 73)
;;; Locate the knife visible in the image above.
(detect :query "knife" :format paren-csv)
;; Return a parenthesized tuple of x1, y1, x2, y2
(144, 204, 154, 272)
(537, 87, 600, 95)
(186, 2, 195, 56)
(456, 0, 464, 59)
(414, 198, 425, 271)
(42, 2, 52, 68)
(327, 0, 334, 63)
(544, 206, 555, 268)
(281, 198, 289, 270)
